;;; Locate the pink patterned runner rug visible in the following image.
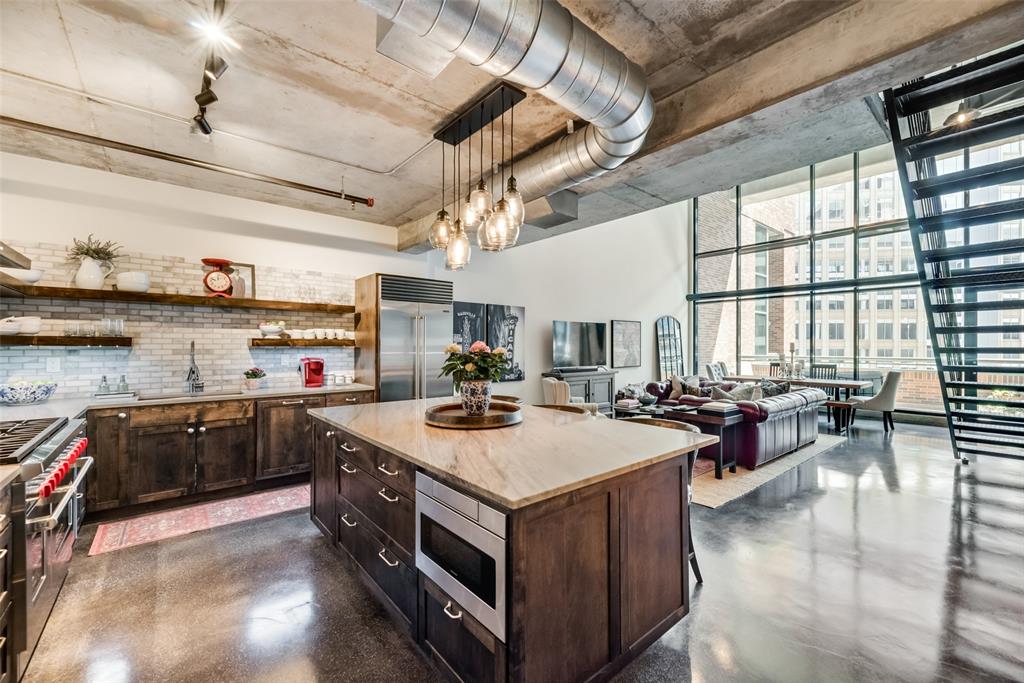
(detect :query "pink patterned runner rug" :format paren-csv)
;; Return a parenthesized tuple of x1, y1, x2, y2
(88, 484, 310, 556)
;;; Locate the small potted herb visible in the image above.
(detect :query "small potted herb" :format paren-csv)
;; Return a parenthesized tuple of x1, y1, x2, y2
(243, 367, 267, 390)
(66, 234, 122, 289)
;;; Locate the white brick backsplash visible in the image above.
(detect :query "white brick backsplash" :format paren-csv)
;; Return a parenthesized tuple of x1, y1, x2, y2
(2, 241, 357, 398)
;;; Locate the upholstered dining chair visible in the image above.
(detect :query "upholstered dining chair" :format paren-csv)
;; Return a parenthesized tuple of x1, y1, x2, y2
(768, 362, 782, 377)
(850, 371, 902, 431)
(540, 377, 601, 416)
(623, 416, 704, 584)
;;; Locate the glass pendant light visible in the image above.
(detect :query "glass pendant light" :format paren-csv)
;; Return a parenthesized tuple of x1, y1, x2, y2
(446, 219, 471, 270)
(504, 102, 525, 229)
(429, 142, 452, 249)
(485, 198, 512, 250)
(460, 131, 480, 229)
(468, 105, 492, 223)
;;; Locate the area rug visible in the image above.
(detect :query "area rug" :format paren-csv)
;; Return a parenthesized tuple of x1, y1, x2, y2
(88, 484, 310, 556)
(691, 434, 844, 509)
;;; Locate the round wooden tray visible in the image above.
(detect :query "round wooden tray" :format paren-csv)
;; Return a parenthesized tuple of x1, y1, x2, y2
(425, 401, 523, 429)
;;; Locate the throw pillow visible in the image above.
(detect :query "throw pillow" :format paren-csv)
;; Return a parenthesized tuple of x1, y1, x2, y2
(710, 386, 735, 401)
(760, 379, 790, 397)
(752, 385, 764, 401)
(729, 382, 757, 401)
(668, 375, 685, 400)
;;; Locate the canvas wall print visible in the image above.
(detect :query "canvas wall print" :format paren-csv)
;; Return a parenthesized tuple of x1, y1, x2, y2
(453, 301, 487, 352)
(612, 319, 642, 368)
(486, 304, 526, 381)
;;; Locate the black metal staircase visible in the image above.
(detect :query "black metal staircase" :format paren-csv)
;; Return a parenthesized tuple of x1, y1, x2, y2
(884, 43, 1024, 464)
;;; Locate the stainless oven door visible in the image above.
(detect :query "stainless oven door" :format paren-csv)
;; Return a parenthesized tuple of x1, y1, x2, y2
(415, 491, 506, 642)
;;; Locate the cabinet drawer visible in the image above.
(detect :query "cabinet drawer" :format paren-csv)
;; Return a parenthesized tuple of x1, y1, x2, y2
(326, 391, 375, 407)
(335, 429, 415, 499)
(131, 399, 253, 427)
(336, 498, 416, 623)
(421, 576, 506, 683)
(0, 523, 10, 613)
(337, 458, 414, 555)
(0, 601, 10, 683)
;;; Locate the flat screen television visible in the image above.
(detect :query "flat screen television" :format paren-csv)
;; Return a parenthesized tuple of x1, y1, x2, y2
(552, 320, 607, 369)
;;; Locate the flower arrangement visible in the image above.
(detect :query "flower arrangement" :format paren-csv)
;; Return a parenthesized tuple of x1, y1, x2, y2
(439, 341, 509, 391)
(244, 367, 267, 379)
(66, 233, 122, 269)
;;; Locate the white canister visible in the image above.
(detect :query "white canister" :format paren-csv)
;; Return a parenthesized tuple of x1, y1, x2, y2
(314, 328, 327, 339)
(326, 329, 337, 339)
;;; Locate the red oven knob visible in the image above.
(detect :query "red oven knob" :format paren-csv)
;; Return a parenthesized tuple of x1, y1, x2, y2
(39, 481, 53, 498)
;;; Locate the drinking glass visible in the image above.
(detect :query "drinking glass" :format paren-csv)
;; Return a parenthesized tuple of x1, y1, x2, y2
(114, 318, 125, 336)
(101, 318, 114, 336)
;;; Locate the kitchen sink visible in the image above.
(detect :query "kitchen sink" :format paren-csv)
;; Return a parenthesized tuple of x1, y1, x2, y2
(136, 389, 244, 401)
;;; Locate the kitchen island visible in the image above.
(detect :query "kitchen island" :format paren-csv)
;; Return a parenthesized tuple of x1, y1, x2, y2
(309, 399, 717, 683)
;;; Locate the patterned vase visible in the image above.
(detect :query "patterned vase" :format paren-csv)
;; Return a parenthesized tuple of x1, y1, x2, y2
(460, 380, 492, 416)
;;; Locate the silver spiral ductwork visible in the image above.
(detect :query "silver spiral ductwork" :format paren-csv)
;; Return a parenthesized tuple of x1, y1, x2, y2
(360, 0, 654, 202)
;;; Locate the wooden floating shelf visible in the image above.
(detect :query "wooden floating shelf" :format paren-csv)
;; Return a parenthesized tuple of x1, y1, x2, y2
(249, 338, 355, 348)
(0, 335, 133, 348)
(0, 241, 31, 269)
(0, 273, 356, 315)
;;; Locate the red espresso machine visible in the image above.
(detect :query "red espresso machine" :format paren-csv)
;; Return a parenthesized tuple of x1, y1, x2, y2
(300, 357, 325, 387)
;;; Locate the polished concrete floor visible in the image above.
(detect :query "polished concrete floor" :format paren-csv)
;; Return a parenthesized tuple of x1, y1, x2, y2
(25, 419, 1024, 683)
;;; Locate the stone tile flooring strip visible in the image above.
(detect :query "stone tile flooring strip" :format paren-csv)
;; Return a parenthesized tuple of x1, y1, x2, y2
(88, 484, 310, 556)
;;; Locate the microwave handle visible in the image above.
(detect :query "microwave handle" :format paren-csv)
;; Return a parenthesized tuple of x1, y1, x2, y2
(27, 457, 94, 532)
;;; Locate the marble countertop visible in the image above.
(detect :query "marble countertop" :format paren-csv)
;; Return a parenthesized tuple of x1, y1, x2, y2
(310, 398, 718, 510)
(0, 383, 375, 421)
(0, 465, 20, 490)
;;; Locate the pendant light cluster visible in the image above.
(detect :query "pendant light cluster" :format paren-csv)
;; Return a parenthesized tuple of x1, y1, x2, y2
(429, 87, 524, 270)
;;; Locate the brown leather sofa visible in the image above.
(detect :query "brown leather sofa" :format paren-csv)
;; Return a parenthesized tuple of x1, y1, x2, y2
(645, 381, 827, 469)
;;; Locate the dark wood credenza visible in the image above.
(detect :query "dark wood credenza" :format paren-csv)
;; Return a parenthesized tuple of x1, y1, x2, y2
(541, 369, 617, 416)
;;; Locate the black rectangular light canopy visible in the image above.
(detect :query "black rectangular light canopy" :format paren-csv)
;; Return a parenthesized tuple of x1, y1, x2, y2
(433, 82, 526, 146)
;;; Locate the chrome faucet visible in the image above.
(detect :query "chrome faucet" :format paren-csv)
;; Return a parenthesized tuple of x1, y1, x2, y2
(185, 340, 204, 393)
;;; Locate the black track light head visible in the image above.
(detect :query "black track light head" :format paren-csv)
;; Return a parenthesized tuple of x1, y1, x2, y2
(193, 110, 213, 135)
(204, 55, 228, 81)
(194, 89, 218, 107)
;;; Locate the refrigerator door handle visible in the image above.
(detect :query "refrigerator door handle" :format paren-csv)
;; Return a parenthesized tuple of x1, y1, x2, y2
(420, 314, 427, 400)
(413, 315, 420, 399)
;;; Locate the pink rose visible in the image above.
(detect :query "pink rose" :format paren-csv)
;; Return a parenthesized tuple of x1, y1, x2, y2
(469, 340, 490, 353)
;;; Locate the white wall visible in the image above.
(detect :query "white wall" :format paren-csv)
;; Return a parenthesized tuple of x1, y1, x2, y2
(1, 153, 691, 404)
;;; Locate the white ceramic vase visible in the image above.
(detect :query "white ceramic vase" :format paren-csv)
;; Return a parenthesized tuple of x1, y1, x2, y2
(74, 257, 113, 289)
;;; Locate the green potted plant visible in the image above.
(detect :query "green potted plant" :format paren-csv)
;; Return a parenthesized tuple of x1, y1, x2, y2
(243, 367, 267, 390)
(440, 341, 510, 416)
(66, 234, 122, 289)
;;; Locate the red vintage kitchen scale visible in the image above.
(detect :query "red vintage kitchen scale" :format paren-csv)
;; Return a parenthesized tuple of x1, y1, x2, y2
(201, 257, 234, 297)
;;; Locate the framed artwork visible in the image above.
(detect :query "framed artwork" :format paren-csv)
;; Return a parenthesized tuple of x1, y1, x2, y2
(227, 262, 256, 299)
(486, 304, 526, 382)
(453, 301, 487, 352)
(611, 319, 642, 368)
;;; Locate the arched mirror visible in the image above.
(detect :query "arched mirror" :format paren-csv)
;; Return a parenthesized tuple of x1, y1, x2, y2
(656, 315, 684, 380)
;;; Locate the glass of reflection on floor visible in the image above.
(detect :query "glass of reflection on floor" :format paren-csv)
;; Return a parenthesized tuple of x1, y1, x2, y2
(486, 304, 525, 381)
(453, 301, 486, 353)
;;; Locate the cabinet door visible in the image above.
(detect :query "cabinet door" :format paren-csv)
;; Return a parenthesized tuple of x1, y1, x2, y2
(590, 376, 615, 411)
(195, 418, 255, 492)
(86, 408, 130, 511)
(420, 576, 506, 683)
(127, 424, 195, 504)
(310, 422, 336, 541)
(255, 396, 325, 479)
(565, 378, 589, 402)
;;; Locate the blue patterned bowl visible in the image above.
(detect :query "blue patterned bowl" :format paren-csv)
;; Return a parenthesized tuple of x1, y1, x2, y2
(0, 382, 58, 405)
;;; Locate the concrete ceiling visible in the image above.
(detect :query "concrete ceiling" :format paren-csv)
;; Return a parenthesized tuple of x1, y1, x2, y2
(2, 0, 1023, 251)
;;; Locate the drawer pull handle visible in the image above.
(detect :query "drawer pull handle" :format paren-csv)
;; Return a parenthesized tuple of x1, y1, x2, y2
(118, 412, 127, 419)
(345, 397, 358, 403)
(377, 464, 398, 477)
(340, 514, 357, 528)
(282, 399, 305, 405)
(339, 442, 358, 453)
(339, 462, 357, 474)
(443, 601, 463, 621)
(187, 427, 195, 434)
(325, 431, 335, 438)
(378, 548, 399, 567)
(377, 488, 399, 503)
(198, 426, 206, 433)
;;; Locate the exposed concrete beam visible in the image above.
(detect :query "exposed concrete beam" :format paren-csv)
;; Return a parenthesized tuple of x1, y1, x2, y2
(396, 0, 1024, 252)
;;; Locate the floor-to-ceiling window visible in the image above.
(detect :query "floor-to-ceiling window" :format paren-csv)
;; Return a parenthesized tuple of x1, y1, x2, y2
(688, 140, 1022, 412)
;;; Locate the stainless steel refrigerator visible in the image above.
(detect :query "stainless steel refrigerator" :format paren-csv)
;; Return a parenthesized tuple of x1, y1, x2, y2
(378, 277, 454, 401)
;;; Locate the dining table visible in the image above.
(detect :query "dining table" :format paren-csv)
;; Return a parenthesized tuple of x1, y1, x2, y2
(724, 375, 875, 401)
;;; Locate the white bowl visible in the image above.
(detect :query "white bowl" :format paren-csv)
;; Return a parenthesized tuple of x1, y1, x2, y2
(0, 268, 42, 283)
(9, 316, 41, 335)
(116, 271, 150, 293)
(258, 324, 284, 338)
(0, 320, 21, 334)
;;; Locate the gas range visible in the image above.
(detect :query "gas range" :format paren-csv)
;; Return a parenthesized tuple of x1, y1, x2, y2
(0, 416, 92, 679)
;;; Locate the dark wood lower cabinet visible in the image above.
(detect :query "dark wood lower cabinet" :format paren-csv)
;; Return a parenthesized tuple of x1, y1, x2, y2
(127, 423, 195, 504)
(256, 395, 325, 479)
(310, 422, 336, 541)
(86, 408, 130, 510)
(420, 576, 507, 683)
(195, 418, 255, 492)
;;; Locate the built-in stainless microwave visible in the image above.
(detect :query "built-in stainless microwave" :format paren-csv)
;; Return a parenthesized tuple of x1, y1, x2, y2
(415, 473, 507, 642)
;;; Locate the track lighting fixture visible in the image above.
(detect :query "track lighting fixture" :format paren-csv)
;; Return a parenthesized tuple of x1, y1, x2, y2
(204, 55, 228, 80)
(943, 100, 979, 127)
(193, 110, 213, 135)
(194, 89, 218, 107)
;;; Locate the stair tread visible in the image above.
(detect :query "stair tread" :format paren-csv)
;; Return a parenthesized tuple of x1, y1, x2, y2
(936, 324, 1024, 334)
(926, 267, 1024, 290)
(950, 410, 1024, 424)
(955, 423, 1024, 436)
(947, 381, 1024, 391)
(942, 364, 1024, 373)
(905, 104, 1024, 161)
(916, 198, 1024, 232)
(893, 43, 1024, 114)
(922, 238, 1024, 263)
(931, 297, 1024, 312)
(912, 158, 1024, 199)
(939, 347, 1024, 355)
(948, 395, 1024, 408)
